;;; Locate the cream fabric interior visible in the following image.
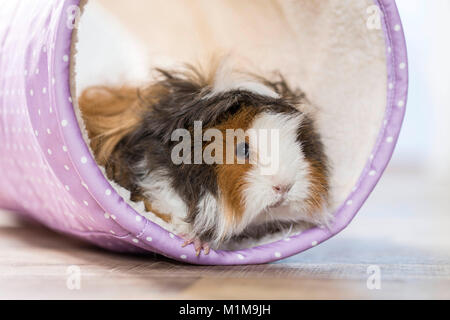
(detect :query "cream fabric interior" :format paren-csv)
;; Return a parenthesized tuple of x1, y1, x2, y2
(74, 0, 387, 248)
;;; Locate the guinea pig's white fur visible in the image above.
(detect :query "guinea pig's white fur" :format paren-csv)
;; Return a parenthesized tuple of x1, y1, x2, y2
(207, 58, 281, 99)
(136, 167, 189, 231)
(242, 113, 322, 228)
(137, 91, 330, 248)
(79, 60, 330, 253)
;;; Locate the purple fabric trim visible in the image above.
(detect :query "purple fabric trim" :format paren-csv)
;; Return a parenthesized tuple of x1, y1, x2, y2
(0, 0, 408, 265)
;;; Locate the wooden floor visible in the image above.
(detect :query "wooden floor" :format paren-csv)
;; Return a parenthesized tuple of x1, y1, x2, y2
(1, 165, 449, 299)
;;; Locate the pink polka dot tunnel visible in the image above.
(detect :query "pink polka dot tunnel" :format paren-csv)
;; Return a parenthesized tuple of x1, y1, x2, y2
(0, 0, 408, 265)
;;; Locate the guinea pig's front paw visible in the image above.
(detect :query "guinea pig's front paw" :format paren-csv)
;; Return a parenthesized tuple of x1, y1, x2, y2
(180, 234, 210, 256)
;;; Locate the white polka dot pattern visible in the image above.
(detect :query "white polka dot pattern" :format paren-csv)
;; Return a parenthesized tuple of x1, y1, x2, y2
(0, 0, 408, 265)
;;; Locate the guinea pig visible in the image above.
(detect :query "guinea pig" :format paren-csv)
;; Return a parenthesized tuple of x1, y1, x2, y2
(79, 62, 331, 255)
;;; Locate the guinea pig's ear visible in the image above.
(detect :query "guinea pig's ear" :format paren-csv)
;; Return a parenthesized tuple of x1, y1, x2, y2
(78, 86, 144, 165)
(257, 73, 321, 115)
(259, 73, 306, 103)
(141, 67, 242, 143)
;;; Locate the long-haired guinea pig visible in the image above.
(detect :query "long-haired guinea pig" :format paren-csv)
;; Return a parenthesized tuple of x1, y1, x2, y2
(79, 63, 331, 255)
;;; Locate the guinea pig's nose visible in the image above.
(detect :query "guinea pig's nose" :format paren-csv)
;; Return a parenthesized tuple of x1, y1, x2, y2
(272, 184, 292, 194)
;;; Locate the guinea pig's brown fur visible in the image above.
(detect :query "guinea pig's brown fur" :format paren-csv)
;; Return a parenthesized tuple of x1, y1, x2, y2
(78, 64, 330, 249)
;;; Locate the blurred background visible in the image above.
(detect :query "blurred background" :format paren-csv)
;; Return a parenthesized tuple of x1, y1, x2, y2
(395, 0, 450, 178)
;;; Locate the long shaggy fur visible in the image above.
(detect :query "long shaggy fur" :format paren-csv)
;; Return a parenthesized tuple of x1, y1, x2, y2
(79, 64, 330, 248)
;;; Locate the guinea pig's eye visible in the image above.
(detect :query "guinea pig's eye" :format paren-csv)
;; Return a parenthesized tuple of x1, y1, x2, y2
(236, 142, 250, 160)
